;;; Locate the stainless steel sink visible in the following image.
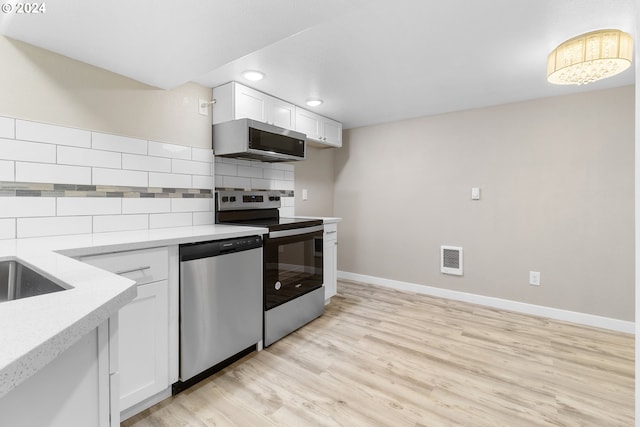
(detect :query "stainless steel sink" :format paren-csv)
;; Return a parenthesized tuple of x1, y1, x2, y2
(0, 260, 67, 303)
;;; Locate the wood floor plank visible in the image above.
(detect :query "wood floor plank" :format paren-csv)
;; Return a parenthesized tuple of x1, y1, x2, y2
(123, 280, 634, 426)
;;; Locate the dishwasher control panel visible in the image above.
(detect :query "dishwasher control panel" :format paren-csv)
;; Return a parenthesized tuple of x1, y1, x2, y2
(179, 236, 262, 261)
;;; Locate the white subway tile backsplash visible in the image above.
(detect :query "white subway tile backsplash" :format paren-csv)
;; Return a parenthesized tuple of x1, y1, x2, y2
(149, 172, 191, 189)
(92, 132, 147, 154)
(0, 197, 55, 218)
(58, 146, 121, 168)
(264, 169, 285, 180)
(0, 218, 16, 239)
(271, 180, 294, 191)
(222, 176, 251, 190)
(93, 214, 149, 233)
(237, 166, 263, 179)
(285, 171, 294, 181)
(191, 148, 213, 163)
(57, 197, 121, 216)
(16, 162, 91, 185)
(0, 138, 56, 163)
(171, 198, 212, 213)
(122, 154, 171, 173)
(149, 212, 192, 229)
(172, 159, 211, 176)
(16, 120, 91, 148)
(17, 216, 92, 238)
(281, 196, 296, 207)
(192, 211, 214, 226)
(250, 178, 271, 190)
(148, 141, 191, 160)
(0, 117, 14, 139)
(93, 168, 148, 187)
(192, 175, 214, 190)
(216, 162, 237, 176)
(0, 160, 14, 181)
(122, 198, 171, 214)
(0, 116, 250, 238)
(272, 163, 294, 171)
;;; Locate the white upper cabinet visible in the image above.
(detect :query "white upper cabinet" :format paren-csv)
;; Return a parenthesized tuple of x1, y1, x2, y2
(212, 82, 342, 148)
(212, 82, 296, 130)
(295, 108, 342, 148)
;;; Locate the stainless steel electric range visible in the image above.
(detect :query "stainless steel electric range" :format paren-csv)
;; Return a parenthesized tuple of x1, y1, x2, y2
(215, 190, 324, 346)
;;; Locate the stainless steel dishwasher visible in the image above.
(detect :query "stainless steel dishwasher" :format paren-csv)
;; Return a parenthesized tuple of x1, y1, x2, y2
(176, 235, 262, 391)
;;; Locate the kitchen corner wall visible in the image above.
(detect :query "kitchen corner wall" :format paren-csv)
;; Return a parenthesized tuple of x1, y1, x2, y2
(292, 146, 335, 217)
(0, 117, 214, 239)
(0, 36, 211, 149)
(335, 85, 635, 322)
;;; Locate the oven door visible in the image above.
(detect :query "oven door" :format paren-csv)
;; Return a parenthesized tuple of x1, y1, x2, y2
(264, 225, 324, 310)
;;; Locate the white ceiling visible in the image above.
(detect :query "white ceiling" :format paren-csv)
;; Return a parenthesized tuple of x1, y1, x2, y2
(0, 0, 635, 129)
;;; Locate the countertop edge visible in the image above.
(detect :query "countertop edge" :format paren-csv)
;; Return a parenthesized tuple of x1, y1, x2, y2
(0, 224, 269, 398)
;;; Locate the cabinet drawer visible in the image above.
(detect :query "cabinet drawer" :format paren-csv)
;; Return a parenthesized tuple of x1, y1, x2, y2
(324, 223, 338, 234)
(81, 247, 169, 285)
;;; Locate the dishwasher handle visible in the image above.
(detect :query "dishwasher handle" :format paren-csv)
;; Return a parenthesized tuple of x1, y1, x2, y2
(180, 235, 262, 262)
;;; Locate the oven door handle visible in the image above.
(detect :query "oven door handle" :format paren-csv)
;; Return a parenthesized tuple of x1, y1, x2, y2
(269, 225, 324, 239)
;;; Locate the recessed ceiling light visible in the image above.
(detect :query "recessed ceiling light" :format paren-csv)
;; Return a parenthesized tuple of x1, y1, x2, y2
(306, 98, 323, 107)
(242, 70, 265, 81)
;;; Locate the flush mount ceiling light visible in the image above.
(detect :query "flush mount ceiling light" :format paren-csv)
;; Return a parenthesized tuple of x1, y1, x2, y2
(306, 98, 323, 107)
(242, 70, 265, 81)
(547, 29, 633, 85)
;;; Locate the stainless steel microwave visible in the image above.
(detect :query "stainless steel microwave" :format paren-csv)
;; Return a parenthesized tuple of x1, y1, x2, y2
(213, 118, 306, 162)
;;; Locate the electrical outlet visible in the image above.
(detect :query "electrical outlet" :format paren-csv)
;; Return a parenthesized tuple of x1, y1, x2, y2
(302, 189, 308, 201)
(529, 271, 541, 286)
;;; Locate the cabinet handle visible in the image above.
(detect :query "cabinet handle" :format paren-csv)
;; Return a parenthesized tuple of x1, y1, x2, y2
(325, 231, 337, 235)
(115, 266, 152, 275)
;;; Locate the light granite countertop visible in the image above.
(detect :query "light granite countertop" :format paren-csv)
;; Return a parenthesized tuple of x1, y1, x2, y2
(0, 224, 268, 399)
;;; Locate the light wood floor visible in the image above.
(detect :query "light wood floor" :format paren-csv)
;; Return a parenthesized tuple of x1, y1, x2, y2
(122, 280, 634, 427)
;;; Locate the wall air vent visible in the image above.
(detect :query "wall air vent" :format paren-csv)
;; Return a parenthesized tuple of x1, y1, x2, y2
(441, 246, 463, 276)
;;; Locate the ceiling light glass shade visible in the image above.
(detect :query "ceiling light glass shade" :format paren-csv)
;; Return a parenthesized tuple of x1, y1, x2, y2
(306, 98, 323, 107)
(242, 70, 265, 81)
(547, 29, 633, 85)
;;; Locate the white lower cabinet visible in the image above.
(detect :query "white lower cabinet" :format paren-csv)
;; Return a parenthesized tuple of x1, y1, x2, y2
(117, 279, 169, 410)
(80, 246, 173, 419)
(324, 223, 338, 301)
(0, 322, 115, 427)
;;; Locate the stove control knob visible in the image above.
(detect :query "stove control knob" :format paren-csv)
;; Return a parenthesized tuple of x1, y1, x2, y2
(274, 281, 282, 290)
(221, 196, 229, 202)
(230, 196, 236, 202)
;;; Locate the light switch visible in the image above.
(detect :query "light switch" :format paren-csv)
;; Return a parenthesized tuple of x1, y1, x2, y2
(471, 187, 481, 200)
(302, 189, 308, 201)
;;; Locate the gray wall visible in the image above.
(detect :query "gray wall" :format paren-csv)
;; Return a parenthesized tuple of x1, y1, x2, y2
(0, 36, 211, 148)
(334, 86, 635, 321)
(293, 146, 336, 217)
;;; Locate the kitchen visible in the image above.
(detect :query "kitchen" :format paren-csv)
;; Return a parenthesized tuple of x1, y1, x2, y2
(0, 1, 637, 426)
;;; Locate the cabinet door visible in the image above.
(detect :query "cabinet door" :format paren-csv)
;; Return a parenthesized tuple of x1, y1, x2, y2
(322, 118, 343, 147)
(296, 108, 322, 140)
(118, 280, 169, 411)
(267, 98, 296, 129)
(234, 84, 266, 122)
(323, 235, 338, 300)
(0, 327, 108, 427)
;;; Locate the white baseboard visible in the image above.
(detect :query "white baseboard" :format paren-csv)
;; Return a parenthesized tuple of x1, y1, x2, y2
(337, 271, 634, 334)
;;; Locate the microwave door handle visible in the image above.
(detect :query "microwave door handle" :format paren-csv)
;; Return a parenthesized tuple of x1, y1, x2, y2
(269, 225, 324, 239)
